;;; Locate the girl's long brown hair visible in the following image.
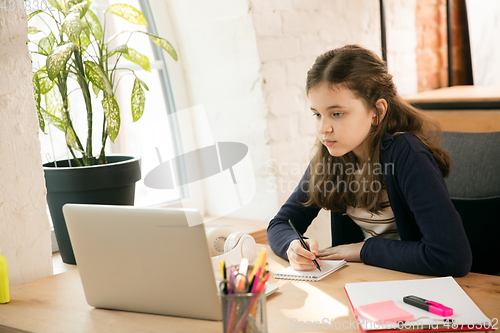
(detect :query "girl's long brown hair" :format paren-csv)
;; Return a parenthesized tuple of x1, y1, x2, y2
(304, 45, 451, 214)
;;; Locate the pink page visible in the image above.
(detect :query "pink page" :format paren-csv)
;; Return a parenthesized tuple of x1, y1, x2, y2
(355, 300, 415, 323)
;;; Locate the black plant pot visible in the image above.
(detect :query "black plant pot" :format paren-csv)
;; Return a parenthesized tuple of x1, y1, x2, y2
(43, 155, 141, 264)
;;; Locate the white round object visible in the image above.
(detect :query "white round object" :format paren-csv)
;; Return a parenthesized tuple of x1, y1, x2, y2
(239, 235, 257, 264)
(205, 227, 232, 257)
(224, 231, 246, 253)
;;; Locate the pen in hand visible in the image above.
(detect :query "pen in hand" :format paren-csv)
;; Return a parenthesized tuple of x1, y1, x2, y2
(288, 219, 321, 271)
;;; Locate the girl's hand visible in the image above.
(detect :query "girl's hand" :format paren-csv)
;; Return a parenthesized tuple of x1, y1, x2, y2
(286, 239, 323, 271)
(317, 242, 365, 262)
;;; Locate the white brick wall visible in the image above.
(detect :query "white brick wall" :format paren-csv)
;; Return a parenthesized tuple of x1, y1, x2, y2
(249, 0, 417, 247)
(256, 36, 302, 62)
(0, 8, 53, 284)
(251, 0, 381, 207)
(386, 0, 418, 95)
(148, 0, 418, 247)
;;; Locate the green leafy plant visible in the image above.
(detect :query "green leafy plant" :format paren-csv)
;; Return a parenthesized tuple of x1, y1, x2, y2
(29, 0, 177, 166)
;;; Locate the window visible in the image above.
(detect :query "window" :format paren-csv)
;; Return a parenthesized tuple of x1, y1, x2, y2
(32, 0, 185, 207)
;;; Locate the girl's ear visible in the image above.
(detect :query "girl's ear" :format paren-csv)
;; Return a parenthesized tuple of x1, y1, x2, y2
(372, 98, 388, 125)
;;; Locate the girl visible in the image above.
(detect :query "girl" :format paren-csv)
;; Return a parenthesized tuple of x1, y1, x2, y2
(267, 45, 472, 277)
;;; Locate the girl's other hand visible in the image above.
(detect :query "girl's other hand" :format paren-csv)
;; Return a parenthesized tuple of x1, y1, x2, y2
(286, 239, 323, 271)
(317, 242, 364, 262)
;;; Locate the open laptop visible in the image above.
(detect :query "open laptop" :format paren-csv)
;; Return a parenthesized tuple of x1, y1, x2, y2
(63, 204, 223, 320)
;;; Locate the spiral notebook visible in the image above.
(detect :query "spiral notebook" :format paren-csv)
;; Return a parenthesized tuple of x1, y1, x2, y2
(274, 260, 346, 281)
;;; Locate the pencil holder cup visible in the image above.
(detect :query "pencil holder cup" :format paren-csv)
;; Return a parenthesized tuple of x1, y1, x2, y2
(219, 291, 267, 333)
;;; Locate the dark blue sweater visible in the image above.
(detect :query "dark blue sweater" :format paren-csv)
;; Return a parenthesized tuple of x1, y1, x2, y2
(267, 133, 472, 277)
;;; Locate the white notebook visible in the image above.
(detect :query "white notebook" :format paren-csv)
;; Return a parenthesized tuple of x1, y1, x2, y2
(274, 260, 346, 281)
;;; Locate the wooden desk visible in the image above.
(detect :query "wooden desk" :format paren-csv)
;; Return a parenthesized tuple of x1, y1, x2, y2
(1, 248, 499, 333)
(403, 86, 500, 132)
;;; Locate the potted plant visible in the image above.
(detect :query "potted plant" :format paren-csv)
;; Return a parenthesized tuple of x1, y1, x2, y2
(28, 0, 177, 264)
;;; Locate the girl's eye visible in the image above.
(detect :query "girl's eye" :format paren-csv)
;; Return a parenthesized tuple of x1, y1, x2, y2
(333, 112, 344, 118)
(312, 113, 321, 118)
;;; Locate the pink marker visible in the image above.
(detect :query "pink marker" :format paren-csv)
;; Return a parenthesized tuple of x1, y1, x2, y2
(403, 295, 453, 317)
(427, 300, 454, 317)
